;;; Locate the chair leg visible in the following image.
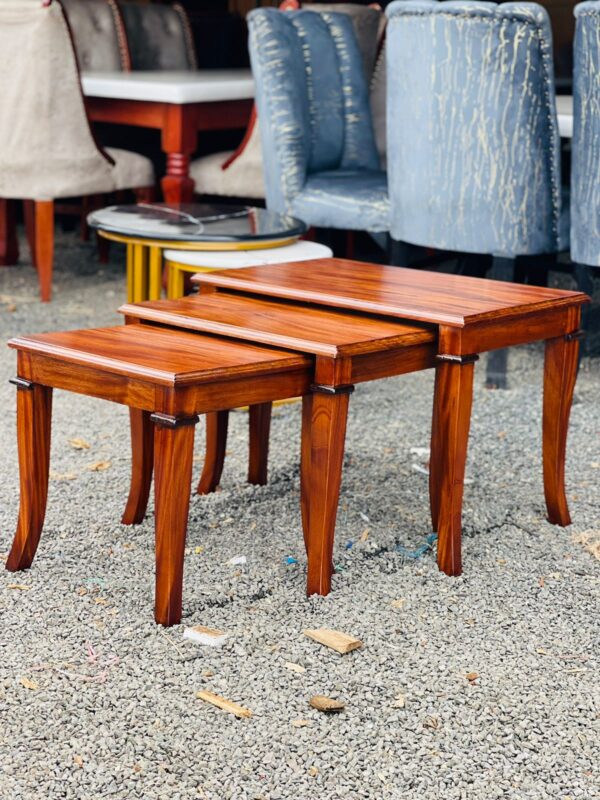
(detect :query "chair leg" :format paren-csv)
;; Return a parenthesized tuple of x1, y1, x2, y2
(197, 411, 229, 495)
(122, 409, 154, 525)
(302, 388, 351, 596)
(431, 355, 475, 576)
(97, 232, 110, 264)
(153, 415, 197, 626)
(574, 263, 594, 364)
(22, 201, 35, 268)
(6, 383, 53, 572)
(248, 402, 272, 486)
(0, 199, 19, 266)
(485, 256, 516, 389)
(542, 316, 581, 526)
(34, 201, 54, 302)
(134, 186, 156, 204)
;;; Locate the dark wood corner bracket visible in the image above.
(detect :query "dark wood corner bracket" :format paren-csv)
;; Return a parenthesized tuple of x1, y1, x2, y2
(435, 353, 480, 365)
(310, 383, 355, 395)
(564, 329, 585, 342)
(149, 412, 200, 429)
(9, 377, 35, 391)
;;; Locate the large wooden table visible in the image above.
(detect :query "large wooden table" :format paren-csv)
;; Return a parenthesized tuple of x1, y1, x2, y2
(179, 258, 588, 578)
(82, 71, 254, 203)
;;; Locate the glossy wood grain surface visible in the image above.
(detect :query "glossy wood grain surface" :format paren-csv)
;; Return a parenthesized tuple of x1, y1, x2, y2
(119, 294, 436, 357)
(9, 325, 310, 387)
(193, 259, 588, 327)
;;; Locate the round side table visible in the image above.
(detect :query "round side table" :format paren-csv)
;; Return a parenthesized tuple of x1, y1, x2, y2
(87, 203, 309, 302)
(164, 239, 333, 299)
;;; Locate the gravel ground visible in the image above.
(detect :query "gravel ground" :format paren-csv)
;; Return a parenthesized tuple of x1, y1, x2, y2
(0, 232, 599, 800)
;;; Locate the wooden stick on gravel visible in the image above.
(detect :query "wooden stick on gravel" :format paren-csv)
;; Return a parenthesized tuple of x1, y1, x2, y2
(303, 628, 362, 654)
(196, 690, 252, 718)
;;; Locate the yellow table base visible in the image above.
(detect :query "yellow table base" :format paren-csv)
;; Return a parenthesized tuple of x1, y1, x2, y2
(98, 231, 297, 303)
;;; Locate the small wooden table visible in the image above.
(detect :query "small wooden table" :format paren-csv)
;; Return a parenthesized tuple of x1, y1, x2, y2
(82, 71, 254, 203)
(189, 258, 589, 578)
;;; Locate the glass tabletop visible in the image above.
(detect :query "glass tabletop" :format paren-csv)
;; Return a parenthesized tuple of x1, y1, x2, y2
(87, 203, 307, 243)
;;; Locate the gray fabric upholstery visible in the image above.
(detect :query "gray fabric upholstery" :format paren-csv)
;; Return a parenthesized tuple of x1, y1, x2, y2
(386, 0, 563, 257)
(571, 1, 600, 266)
(0, 0, 154, 201)
(60, 0, 129, 71)
(248, 9, 389, 232)
(118, 1, 197, 70)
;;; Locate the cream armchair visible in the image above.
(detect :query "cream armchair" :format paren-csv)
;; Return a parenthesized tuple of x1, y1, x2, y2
(0, 0, 155, 301)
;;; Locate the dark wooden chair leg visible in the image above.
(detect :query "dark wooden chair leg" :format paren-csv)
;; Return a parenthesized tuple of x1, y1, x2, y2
(0, 198, 19, 266)
(431, 354, 475, 576)
(574, 263, 594, 365)
(122, 409, 154, 525)
(34, 200, 54, 302)
(6, 381, 53, 572)
(153, 414, 197, 626)
(542, 310, 581, 526)
(134, 186, 156, 204)
(248, 402, 272, 486)
(97, 232, 110, 264)
(23, 200, 36, 268)
(485, 256, 516, 389)
(303, 387, 351, 596)
(197, 410, 229, 494)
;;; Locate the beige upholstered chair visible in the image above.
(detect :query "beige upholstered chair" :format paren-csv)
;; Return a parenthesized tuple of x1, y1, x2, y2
(117, 1, 197, 70)
(189, 2, 385, 200)
(0, 0, 155, 301)
(60, 0, 130, 71)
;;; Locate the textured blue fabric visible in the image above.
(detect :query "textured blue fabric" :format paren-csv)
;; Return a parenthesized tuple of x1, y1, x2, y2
(247, 8, 388, 232)
(386, 0, 563, 257)
(571, 2, 600, 267)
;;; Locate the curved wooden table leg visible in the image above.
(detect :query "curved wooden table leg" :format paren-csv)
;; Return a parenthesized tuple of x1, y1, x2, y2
(197, 411, 229, 495)
(543, 314, 581, 526)
(248, 402, 272, 486)
(429, 368, 441, 533)
(300, 395, 313, 553)
(303, 387, 352, 596)
(6, 381, 53, 572)
(153, 414, 197, 626)
(122, 409, 154, 525)
(432, 351, 476, 577)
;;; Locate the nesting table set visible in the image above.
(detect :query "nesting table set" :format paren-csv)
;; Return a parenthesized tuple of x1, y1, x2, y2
(6, 257, 588, 625)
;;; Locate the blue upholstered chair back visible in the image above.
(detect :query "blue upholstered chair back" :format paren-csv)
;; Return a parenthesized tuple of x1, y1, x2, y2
(572, 1, 600, 266)
(386, 0, 561, 258)
(247, 8, 380, 215)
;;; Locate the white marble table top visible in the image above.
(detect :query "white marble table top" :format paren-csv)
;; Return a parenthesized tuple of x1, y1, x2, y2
(556, 95, 573, 139)
(81, 70, 254, 105)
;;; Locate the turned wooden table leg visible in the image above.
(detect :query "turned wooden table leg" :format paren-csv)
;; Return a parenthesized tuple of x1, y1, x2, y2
(248, 402, 272, 486)
(6, 378, 53, 572)
(303, 384, 352, 596)
(542, 312, 582, 526)
(300, 394, 313, 552)
(197, 411, 229, 495)
(431, 347, 476, 577)
(152, 413, 198, 626)
(122, 409, 154, 525)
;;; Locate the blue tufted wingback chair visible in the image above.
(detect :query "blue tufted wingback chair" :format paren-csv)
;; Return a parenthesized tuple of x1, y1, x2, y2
(246, 8, 389, 233)
(571, 1, 600, 349)
(386, 0, 565, 386)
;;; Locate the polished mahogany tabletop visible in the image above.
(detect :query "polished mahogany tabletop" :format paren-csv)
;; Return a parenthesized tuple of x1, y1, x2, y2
(193, 258, 588, 328)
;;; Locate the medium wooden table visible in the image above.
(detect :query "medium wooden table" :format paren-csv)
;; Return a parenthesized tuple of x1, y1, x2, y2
(188, 258, 589, 578)
(82, 71, 254, 203)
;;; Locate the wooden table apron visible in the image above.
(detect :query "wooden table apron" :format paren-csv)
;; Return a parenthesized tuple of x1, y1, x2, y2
(191, 261, 589, 578)
(85, 97, 253, 203)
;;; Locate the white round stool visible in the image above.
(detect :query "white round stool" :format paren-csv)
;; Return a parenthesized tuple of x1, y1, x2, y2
(163, 240, 333, 298)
